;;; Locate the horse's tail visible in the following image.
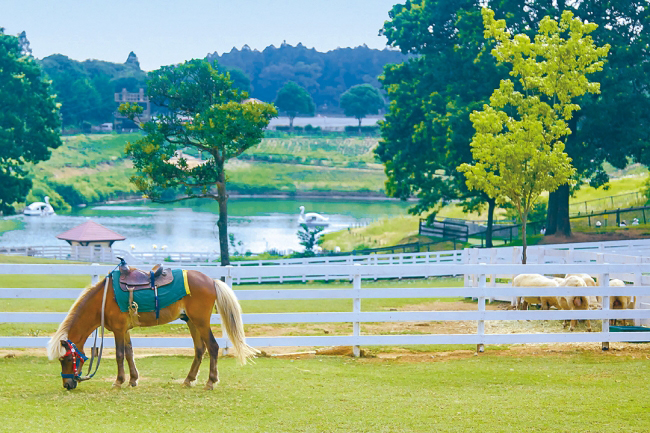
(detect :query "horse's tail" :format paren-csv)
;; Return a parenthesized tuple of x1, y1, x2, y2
(213, 279, 260, 365)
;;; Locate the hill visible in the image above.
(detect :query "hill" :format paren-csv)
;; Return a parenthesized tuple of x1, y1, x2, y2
(25, 133, 388, 212)
(208, 43, 406, 112)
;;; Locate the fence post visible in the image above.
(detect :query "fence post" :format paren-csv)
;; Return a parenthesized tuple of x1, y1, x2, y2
(91, 263, 100, 285)
(353, 264, 362, 358)
(477, 269, 486, 353)
(634, 257, 642, 326)
(488, 248, 497, 303)
(222, 265, 234, 356)
(598, 255, 610, 351)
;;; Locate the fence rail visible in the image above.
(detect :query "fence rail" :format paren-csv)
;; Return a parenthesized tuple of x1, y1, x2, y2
(2, 259, 650, 353)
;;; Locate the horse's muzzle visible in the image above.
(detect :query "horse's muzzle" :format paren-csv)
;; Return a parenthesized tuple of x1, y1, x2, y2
(63, 379, 77, 390)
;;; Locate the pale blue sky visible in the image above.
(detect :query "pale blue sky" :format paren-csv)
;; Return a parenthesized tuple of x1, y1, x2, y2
(1, 0, 400, 71)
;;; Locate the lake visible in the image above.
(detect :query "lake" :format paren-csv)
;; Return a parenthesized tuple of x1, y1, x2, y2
(0, 198, 411, 254)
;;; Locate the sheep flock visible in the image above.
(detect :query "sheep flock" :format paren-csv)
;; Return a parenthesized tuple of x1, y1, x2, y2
(512, 273, 635, 331)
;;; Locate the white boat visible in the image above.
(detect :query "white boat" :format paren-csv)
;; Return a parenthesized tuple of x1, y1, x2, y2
(23, 196, 56, 216)
(298, 205, 329, 227)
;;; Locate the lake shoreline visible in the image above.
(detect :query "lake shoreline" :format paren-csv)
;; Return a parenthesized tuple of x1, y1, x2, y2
(81, 191, 418, 208)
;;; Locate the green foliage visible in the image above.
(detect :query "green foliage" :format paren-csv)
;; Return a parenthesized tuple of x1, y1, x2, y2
(0, 29, 61, 214)
(376, 0, 504, 222)
(120, 59, 276, 264)
(340, 84, 384, 127)
(40, 54, 146, 127)
(296, 223, 325, 256)
(208, 43, 404, 110)
(459, 8, 609, 261)
(274, 81, 315, 127)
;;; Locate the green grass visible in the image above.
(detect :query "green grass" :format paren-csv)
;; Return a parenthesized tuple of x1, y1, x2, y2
(0, 219, 22, 235)
(1, 353, 649, 432)
(26, 133, 388, 210)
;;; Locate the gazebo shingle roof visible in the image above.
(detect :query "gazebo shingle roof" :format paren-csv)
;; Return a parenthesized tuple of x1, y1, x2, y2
(56, 220, 126, 242)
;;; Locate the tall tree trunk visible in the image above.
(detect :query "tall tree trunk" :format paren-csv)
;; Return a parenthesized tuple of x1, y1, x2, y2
(216, 171, 230, 266)
(289, 115, 294, 133)
(546, 189, 558, 236)
(486, 197, 495, 248)
(556, 183, 571, 237)
(358, 117, 362, 133)
(521, 215, 528, 264)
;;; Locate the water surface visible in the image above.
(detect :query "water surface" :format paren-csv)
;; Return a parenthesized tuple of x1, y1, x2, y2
(0, 198, 411, 254)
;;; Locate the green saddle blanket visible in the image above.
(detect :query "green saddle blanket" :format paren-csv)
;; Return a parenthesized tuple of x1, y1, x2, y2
(112, 269, 189, 313)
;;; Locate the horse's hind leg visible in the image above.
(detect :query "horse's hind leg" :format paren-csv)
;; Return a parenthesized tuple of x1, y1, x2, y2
(124, 331, 139, 386)
(203, 328, 220, 390)
(195, 324, 220, 390)
(183, 320, 206, 387)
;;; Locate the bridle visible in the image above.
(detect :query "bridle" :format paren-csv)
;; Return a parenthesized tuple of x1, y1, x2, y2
(60, 339, 88, 380)
(60, 272, 111, 382)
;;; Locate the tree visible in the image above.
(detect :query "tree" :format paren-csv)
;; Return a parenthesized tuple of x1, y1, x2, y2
(119, 59, 276, 265)
(340, 84, 384, 130)
(274, 81, 315, 131)
(543, 1, 650, 237)
(377, 0, 649, 245)
(297, 224, 325, 257)
(458, 9, 608, 263)
(0, 28, 61, 214)
(376, 1, 504, 246)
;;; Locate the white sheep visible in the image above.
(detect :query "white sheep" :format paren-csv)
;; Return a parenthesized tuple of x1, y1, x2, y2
(513, 274, 559, 310)
(608, 279, 634, 326)
(565, 273, 601, 309)
(557, 275, 591, 332)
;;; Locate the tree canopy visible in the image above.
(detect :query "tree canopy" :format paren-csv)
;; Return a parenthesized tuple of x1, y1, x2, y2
(119, 59, 276, 265)
(340, 84, 384, 128)
(459, 9, 608, 263)
(376, 0, 650, 243)
(0, 28, 61, 214)
(275, 81, 315, 129)
(40, 53, 146, 128)
(376, 0, 504, 245)
(208, 43, 405, 111)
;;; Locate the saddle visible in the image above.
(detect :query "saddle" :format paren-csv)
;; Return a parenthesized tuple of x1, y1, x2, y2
(115, 257, 175, 322)
(118, 263, 174, 291)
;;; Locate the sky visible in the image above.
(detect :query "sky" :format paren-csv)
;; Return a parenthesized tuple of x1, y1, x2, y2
(1, 0, 401, 71)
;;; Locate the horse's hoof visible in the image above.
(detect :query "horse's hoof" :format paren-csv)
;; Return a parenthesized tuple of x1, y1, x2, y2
(129, 380, 138, 387)
(112, 383, 123, 389)
(182, 380, 195, 388)
(204, 383, 214, 391)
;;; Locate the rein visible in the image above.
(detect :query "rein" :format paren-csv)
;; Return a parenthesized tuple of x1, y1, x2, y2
(61, 274, 110, 382)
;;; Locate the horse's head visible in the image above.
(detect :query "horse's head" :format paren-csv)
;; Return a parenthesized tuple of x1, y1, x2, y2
(55, 340, 87, 390)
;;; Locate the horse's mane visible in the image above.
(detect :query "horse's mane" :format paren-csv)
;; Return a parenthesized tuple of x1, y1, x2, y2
(46, 277, 107, 360)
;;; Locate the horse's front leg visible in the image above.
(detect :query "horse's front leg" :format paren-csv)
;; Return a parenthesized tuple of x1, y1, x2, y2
(124, 331, 139, 387)
(113, 331, 127, 388)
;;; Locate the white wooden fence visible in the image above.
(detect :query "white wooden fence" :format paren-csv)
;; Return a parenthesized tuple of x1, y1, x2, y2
(2, 259, 650, 355)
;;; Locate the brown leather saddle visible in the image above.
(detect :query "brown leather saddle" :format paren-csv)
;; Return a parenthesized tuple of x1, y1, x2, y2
(118, 262, 174, 291)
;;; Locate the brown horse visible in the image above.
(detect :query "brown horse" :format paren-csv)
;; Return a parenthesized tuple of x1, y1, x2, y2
(47, 269, 258, 390)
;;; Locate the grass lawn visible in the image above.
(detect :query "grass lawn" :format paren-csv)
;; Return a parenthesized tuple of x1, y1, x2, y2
(0, 219, 22, 235)
(1, 352, 649, 432)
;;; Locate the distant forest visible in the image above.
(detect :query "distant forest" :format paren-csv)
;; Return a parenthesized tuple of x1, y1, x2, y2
(206, 43, 406, 111)
(39, 43, 405, 128)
